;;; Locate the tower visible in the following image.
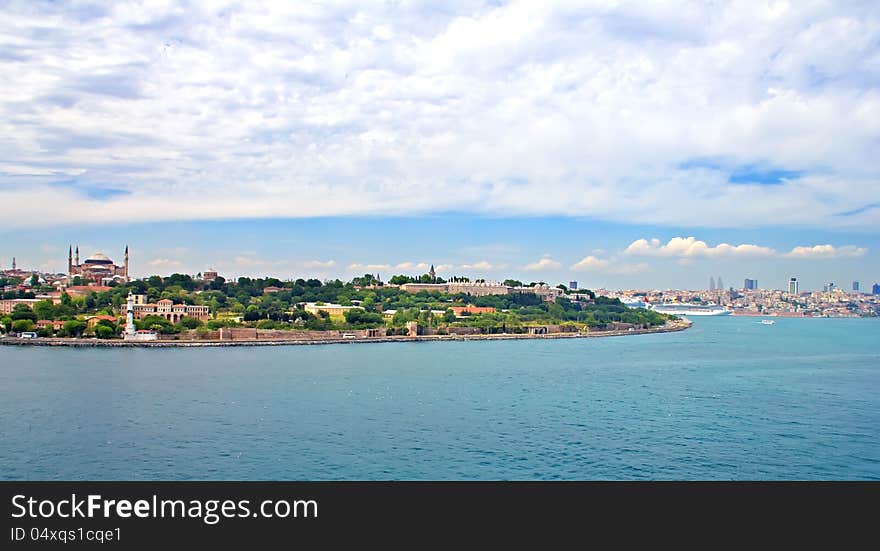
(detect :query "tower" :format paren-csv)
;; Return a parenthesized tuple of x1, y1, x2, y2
(788, 277, 799, 295)
(11, 257, 15, 271)
(125, 292, 136, 336)
(429, 264, 436, 283)
(75, 245, 79, 266)
(717, 276, 723, 290)
(124, 245, 129, 281)
(709, 277, 715, 291)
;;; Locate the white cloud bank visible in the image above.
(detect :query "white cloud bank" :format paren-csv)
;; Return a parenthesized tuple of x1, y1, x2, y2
(524, 257, 561, 271)
(0, 1, 879, 229)
(624, 237, 868, 259)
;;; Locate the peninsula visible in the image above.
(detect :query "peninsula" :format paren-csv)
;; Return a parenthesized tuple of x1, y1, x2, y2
(1, 258, 682, 346)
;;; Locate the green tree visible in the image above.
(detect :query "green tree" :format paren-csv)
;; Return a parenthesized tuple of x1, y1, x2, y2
(94, 325, 115, 339)
(177, 317, 202, 330)
(12, 319, 35, 333)
(62, 320, 87, 337)
(33, 300, 56, 320)
(11, 304, 37, 322)
(443, 308, 456, 323)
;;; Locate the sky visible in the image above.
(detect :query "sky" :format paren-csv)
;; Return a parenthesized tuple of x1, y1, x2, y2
(0, 1, 878, 291)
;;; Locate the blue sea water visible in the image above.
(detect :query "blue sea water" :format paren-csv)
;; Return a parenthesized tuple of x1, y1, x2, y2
(0, 316, 877, 480)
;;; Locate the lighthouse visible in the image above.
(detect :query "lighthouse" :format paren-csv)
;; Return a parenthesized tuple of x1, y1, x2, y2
(125, 292, 136, 336)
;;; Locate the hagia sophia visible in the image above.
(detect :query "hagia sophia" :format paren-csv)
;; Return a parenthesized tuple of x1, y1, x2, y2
(68, 245, 130, 284)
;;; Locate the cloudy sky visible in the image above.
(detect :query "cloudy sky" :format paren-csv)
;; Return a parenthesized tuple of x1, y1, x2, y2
(1, 0, 878, 290)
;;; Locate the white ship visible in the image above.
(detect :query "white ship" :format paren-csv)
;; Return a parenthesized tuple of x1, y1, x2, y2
(647, 302, 732, 316)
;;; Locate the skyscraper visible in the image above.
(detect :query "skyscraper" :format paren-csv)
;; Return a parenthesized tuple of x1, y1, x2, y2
(873, 283, 880, 295)
(709, 277, 715, 291)
(569, 281, 578, 290)
(717, 276, 723, 290)
(852, 281, 860, 292)
(788, 277, 799, 295)
(744, 278, 758, 290)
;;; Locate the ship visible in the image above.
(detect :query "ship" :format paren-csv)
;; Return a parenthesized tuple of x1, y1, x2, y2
(646, 302, 732, 316)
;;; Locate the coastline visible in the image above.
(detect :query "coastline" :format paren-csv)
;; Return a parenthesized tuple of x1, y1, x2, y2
(0, 320, 691, 348)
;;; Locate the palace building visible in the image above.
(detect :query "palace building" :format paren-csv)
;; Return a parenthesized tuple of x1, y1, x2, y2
(68, 245, 129, 284)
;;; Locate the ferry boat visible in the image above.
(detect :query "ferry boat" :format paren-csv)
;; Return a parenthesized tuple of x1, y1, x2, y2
(646, 302, 732, 316)
(761, 319, 776, 325)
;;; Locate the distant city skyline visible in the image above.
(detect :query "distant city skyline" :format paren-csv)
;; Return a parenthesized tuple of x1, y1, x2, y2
(1, 217, 877, 293)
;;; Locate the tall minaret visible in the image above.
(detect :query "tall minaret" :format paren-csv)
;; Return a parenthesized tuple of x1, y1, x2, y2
(75, 245, 79, 266)
(68, 245, 73, 283)
(11, 257, 15, 271)
(124, 245, 129, 281)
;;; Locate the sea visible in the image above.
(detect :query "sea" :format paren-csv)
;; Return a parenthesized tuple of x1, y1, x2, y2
(0, 316, 877, 480)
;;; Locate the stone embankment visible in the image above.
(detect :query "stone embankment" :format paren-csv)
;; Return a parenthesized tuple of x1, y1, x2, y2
(0, 320, 691, 348)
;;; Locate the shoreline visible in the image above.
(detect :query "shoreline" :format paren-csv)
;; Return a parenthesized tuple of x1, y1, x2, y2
(0, 320, 691, 348)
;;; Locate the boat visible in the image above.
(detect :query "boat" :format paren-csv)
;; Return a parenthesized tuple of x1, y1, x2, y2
(646, 303, 732, 316)
(761, 319, 775, 325)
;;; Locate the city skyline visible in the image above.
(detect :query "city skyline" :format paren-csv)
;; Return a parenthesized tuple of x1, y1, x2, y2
(1, 218, 877, 293)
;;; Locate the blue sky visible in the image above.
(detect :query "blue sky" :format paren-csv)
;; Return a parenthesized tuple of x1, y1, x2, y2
(1, 1, 879, 291)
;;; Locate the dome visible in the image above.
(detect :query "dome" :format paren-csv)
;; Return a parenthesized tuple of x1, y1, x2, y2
(84, 252, 114, 265)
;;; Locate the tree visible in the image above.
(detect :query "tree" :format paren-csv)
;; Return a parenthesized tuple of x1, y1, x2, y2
(61, 320, 86, 337)
(12, 319, 34, 333)
(30, 274, 39, 287)
(443, 308, 456, 323)
(343, 308, 384, 328)
(11, 304, 37, 322)
(33, 300, 55, 321)
(94, 325, 115, 339)
(177, 317, 202, 330)
(503, 279, 523, 288)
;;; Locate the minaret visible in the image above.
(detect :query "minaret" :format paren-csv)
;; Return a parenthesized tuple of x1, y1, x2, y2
(11, 257, 15, 271)
(68, 245, 73, 283)
(124, 245, 129, 281)
(429, 264, 436, 283)
(75, 245, 79, 266)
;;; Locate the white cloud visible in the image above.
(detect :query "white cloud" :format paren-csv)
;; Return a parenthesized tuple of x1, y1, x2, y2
(0, 2, 876, 229)
(624, 237, 776, 258)
(347, 261, 429, 273)
(625, 236, 868, 261)
(147, 258, 182, 268)
(571, 256, 609, 270)
(784, 244, 868, 259)
(524, 257, 561, 271)
(459, 261, 499, 271)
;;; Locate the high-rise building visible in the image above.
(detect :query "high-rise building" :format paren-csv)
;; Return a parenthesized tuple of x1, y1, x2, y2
(744, 278, 758, 290)
(788, 277, 799, 295)
(852, 281, 860, 292)
(717, 276, 723, 290)
(709, 277, 715, 291)
(873, 283, 880, 295)
(569, 281, 578, 290)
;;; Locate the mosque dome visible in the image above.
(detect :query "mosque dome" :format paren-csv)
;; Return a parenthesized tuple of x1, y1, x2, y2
(84, 252, 114, 265)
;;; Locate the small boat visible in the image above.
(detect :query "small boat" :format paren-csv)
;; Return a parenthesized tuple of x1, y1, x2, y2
(761, 319, 775, 325)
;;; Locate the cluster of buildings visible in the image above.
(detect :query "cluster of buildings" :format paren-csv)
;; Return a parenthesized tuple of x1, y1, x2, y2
(398, 281, 565, 302)
(604, 276, 880, 318)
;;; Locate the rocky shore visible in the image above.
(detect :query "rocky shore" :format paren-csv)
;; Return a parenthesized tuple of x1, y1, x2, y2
(0, 320, 691, 348)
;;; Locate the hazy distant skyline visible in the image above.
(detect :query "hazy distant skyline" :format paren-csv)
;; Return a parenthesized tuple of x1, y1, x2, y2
(2, 216, 877, 292)
(1, 1, 878, 290)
